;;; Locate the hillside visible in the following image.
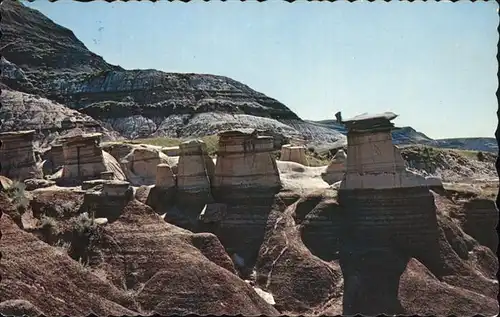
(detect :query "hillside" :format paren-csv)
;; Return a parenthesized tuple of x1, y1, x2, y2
(0, 0, 496, 154)
(0, 1, 347, 149)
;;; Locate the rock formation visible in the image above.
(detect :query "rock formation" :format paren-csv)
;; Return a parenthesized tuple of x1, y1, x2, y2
(337, 112, 441, 315)
(280, 144, 308, 165)
(0, 130, 42, 181)
(120, 146, 169, 186)
(213, 129, 281, 192)
(49, 144, 65, 173)
(58, 133, 126, 185)
(83, 180, 133, 220)
(176, 139, 214, 198)
(155, 163, 175, 189)
(462, 198, 499, 251)
(0, 176, 13, 191)
(211, 129, 282, 267)
(321, 149, 347, 184)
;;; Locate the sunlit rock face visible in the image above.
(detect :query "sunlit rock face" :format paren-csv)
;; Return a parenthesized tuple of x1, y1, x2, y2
(280, 144, 308, 166)
(120, 147, 170, 186)
(0, 130, 43, 181)
(176, 139, 214, 198)
(58, 133, 126, 185)
(210, 129, 282, 267)
(213, 129, 281, 192)
(321, 149, 347, 185)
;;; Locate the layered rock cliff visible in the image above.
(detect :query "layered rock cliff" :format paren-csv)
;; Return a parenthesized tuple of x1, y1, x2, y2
(0, 1, 347, 150)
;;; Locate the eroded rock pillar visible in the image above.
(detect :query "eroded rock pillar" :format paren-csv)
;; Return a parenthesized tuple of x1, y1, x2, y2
(337, 112, 440, 315)
(59, 133, 125, 185)
(0, 130, 42, 181)
(213, 129, 282, 267)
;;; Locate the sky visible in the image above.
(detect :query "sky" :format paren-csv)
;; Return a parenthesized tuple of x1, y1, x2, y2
(24, 0, 499, 139)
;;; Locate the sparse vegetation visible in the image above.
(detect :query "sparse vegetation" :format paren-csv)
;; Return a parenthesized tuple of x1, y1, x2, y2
(3, 180, 30, 224)
(4, 180, 30, 210)
(68, 213, 102, 264)
(39, 215, 60, 243)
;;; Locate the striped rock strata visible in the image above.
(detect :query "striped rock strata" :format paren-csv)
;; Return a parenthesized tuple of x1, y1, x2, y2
(120, 147, 170, 186)
(0, 130, 43, 181)
(280, 144, 308, 166)
(58, 133, 126, 185)
(213, 129, 281, 192)
(462, 198, 498, 251)
(337, 112, 440, 315)
(211, 130, 282, 266)
(177, 139, 214, 198)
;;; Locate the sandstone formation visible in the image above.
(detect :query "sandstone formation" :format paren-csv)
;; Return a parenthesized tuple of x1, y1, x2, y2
(83, 180, 133, 221)
(86, 200, 280, 316)
(209, 130, 282, 264)
(176, 139, 214, 197)
(0, 130, 42, 181)
(155, 163, 175, 189)
(120, 146, 169, 186)
(337, 113, 441, 315)
(213, 129, 281, 192)
(58, 133, 125, 185)
(321, 149, 347, 185)
(280, 144, 308, 165)
(48, 144, 65, 173)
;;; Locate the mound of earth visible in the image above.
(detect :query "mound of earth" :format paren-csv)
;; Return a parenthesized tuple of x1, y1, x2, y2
(0, 192, 280, 316)
(252, 189, 498, 316)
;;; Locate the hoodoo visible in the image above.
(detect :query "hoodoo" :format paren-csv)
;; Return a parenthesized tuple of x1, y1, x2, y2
(337, 112, 440, 315)
(176, 139, 215, 198)
(59, 133, 126, 185)
(280, 144, 308, 166)
(213, 129, 281, 192)
(212, 129, 282, 266)
(0, 130, 42, 181)
(121, 147, 168, 186)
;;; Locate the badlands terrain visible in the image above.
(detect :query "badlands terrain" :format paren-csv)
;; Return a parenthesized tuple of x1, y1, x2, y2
(0, 1, 499, 317)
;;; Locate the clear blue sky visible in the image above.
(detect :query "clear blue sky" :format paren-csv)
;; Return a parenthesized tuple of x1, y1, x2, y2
(24, 0, 498, 139)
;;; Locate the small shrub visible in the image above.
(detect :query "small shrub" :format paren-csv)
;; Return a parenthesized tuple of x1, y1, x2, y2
(5, 180, 29, 212)
(477, 151, 485, 162)
(39, 215, 60, 243)
(72, 213, 94, 235)
(69, 213, 102, 264)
